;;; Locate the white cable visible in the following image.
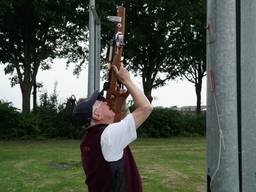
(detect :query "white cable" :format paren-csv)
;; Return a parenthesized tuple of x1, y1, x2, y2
(210, 87, 225, 189)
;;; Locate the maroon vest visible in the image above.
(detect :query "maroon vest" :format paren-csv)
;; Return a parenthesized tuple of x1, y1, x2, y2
(80, 124, 143, 192)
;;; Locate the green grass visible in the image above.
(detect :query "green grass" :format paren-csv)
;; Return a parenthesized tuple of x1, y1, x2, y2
(0, 138, 206, 192)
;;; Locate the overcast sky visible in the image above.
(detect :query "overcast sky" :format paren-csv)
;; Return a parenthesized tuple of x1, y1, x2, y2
(0, 59, 206, 110)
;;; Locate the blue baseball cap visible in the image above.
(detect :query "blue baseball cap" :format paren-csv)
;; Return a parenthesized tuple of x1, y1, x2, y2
(72, 91, 101, 126)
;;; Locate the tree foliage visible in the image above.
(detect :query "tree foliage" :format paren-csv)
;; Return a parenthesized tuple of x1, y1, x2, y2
(0, 0, 206, 111)
(177, 0, 206, 112)
(0, 0, 88, 112)
(96, 0, 206, 103)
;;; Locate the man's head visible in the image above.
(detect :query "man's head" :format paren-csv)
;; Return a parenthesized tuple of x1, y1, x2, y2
(72, 91, 115, 127)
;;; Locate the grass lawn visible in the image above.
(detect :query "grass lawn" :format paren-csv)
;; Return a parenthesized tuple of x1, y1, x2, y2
(0, 138, 206, 192)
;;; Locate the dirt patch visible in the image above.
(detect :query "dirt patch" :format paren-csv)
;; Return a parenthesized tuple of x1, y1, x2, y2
(143, 163, 189, 188)
(196, 185, 206, 192)
(48, 160, 81, 170)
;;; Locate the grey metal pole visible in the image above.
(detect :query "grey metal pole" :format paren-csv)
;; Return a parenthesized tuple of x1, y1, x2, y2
(88, 1, 101, 96)
(207, 0, 239, 191)
(88, 0, 95, 97)
(95, 23, 101, 91)
(91, 6, 101, 91)
(241, 1, 256, 191)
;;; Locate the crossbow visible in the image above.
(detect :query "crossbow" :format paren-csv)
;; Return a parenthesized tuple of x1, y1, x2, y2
(102, 5, 129, 122)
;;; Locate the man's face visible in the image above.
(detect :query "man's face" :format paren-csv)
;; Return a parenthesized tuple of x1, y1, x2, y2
(93, 100, 115, 123)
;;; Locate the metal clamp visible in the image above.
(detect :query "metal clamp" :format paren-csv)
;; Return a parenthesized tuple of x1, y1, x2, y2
(107, 16, 122, 23)
(115, 32, 124, 47)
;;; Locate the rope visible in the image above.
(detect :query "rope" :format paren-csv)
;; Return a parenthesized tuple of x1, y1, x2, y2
(209, 69, 225, 189)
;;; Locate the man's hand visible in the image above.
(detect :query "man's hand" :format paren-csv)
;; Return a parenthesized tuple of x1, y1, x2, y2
(112, 63, 153, 128)
(112, 63, 131, 85)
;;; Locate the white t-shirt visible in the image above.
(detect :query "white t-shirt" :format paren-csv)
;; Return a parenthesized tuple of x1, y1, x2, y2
(100, 114, 137, 162)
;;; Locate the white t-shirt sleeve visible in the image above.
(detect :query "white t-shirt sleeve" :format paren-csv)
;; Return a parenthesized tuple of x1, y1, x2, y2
(100, 114, 137, 162)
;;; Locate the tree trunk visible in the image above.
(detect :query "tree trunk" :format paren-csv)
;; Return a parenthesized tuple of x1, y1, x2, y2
(21, 84, 32, 113)
(144, 89, 153, 103)
(142, 74, 153, 103)
(195, 81, 202, 113)
(33, 77, 37, 112)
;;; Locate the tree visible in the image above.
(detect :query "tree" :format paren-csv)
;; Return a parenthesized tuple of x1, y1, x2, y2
(124, 0, 182, 102)
(70, 0, 205, 107)
(97, 0, 195, 103)
(178, 0, 206, 113)
(0, 0, 88, 112)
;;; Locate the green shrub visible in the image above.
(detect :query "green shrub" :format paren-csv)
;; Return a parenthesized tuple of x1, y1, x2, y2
(138, 107, 206, 137)
(182, 112, 206, 136)
(17, 113, 42, 139)
(0, 98, 206, 140)
(0, 101, 20, 139)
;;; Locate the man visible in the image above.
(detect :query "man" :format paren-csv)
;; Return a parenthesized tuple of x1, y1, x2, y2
(72, 64, 153, 192)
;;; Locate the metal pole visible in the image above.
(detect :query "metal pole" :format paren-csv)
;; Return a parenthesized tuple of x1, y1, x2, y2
(241, 1, 256, 191)
(88, 0, 95, 97)
(207, 0, 239, 191)
(88, 0, 101, 96)
(91, 6, 101, 91)
(95, 23, 101, 91)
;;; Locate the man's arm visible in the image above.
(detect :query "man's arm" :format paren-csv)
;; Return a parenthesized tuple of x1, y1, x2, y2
(112, 64, 153, 128)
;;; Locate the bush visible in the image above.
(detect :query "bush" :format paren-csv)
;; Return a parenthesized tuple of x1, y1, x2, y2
(0, 101, 43, 140)
(138, 107, 206, 137)
(0, 98, 205, 140)
(0, 93, 83, 140)
(35, 93, 83, 139)
(17, 113, 42, 139)
(0, 101, 20, 139)
(182, 112, 206, 136)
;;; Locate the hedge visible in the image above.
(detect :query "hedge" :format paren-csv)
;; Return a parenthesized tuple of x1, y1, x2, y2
(0, 101, 205, 140)
(138, 107, 206, 137)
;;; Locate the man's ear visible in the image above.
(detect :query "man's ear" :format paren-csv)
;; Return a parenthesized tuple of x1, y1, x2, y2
(92, 111, 102, 121)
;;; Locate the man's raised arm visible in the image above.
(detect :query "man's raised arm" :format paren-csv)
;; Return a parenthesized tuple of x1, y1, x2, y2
(112, 64, 153, 128)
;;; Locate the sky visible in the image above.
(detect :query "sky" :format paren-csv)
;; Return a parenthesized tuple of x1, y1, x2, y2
(0, 59, 206, 110)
